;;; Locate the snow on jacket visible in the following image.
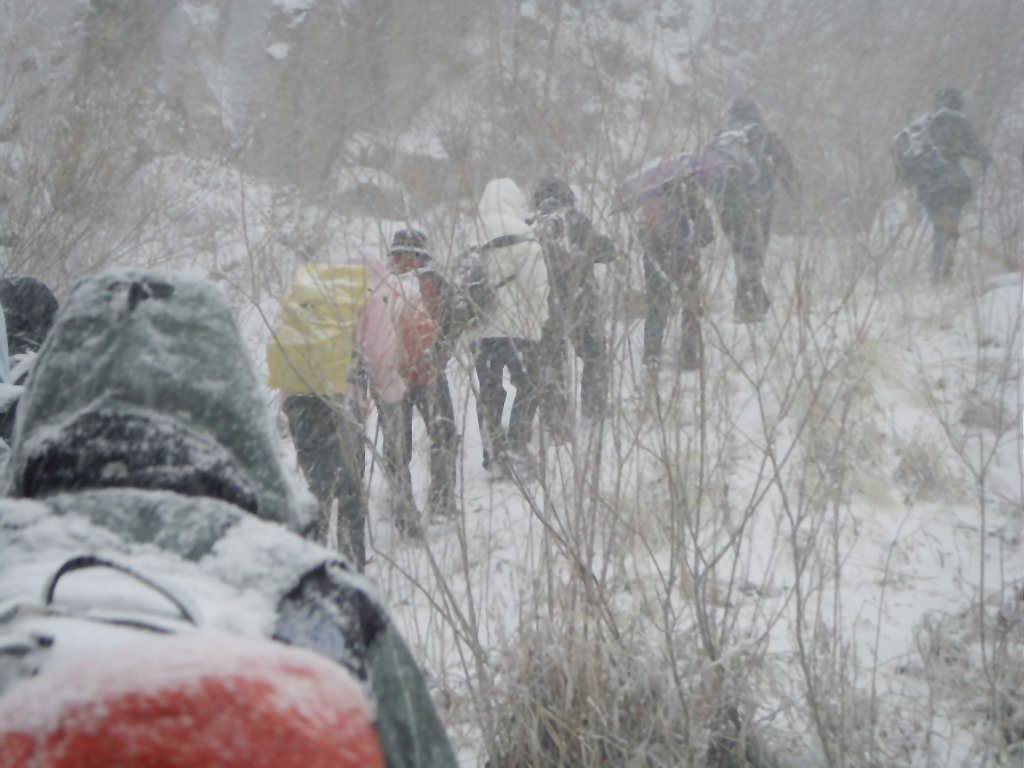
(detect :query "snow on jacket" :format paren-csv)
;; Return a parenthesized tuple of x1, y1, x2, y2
(914, 107, 992, 206)
(0, 267, 458, 768)
(0, 492, 457, 768)
(1, 268, 315, 534)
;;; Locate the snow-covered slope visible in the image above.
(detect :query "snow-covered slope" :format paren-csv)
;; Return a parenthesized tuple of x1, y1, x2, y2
(0, 1, 1020, 765)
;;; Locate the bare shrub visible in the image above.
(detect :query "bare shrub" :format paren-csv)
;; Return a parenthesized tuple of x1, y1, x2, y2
(487, 626, 687, 768)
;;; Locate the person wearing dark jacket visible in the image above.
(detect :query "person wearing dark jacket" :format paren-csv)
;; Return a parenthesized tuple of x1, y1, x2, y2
(531, 176, 618, 424)
(639, 177, 716, 370)
(379, 229, 458, 522)
(0, 276, 59, 442)
(708, 97, 800, 323)
(903, 87, 993, 283)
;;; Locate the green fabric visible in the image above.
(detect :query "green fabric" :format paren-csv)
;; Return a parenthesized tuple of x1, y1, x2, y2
(369, 619, 459, 768)
(4, 269, 315, 534)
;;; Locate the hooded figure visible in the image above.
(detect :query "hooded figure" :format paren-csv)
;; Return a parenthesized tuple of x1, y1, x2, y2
(903, 87, 993, 282)
(0, 268, 457, 768)
(706, 97, 800, 322)
(472, 178, 550, 342)
(529, 175, 617, 424)
(3, 269, 314, 532)
(467, 178, 553, 472)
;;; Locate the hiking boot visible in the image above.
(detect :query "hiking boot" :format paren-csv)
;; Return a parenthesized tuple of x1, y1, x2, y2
(679, 342, 702, 371)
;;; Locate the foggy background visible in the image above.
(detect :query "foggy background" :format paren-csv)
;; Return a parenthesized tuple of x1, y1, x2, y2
(2, 0, 1021, 288)
(1, 2, 1021, 766)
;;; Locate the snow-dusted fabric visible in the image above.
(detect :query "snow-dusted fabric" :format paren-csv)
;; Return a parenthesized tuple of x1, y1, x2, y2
(0, 631, 386, 768)
(0, 493, 457, 768)
(2, 268, 315, 535)
(0, 267, 456, 768)
(470, 178, 550, 341)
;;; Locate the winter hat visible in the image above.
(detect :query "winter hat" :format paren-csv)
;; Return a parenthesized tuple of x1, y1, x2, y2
(935, 86, 965, 112)
(5, 268, 317, 535)
(727, 96, 764, 125)
(533, 176, 575, 209)
(389, 229, 431, 261)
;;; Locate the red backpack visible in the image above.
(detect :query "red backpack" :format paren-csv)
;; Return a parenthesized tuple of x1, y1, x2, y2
(0, 557, 386, 768)
(359, 267, 437, 402)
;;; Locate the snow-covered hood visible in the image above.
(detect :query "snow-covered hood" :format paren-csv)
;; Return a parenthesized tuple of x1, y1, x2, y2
(2, 268, 315, 535)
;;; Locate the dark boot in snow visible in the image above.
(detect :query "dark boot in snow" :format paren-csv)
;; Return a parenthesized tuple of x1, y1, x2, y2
(735, 278, 770, 323)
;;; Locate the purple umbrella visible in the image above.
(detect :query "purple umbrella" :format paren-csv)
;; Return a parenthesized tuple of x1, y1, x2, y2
(613, 150, 732, 213)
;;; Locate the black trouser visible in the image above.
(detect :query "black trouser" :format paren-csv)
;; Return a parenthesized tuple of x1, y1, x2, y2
(474, 337, 543, 466)
(545, 294, 608, 421)
(717, 179, 772, 319)
(378, 368, 458, 521)
(921, 174, 971, 284)
(283, 393, 367, 569)
(642, 248, 702, 367)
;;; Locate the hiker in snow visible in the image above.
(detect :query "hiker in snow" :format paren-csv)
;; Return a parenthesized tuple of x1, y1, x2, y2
(530, 176, 618, 425)
(0, 276, 59, 442)
(706, 97, 799, 323)
(282, 386, 368, 565)
(0, 268, 458, 768)
(378, 229, 458, 521)
(467, 178, 551, 474)
(638, 176, 716, 370)
(892, 87, 992, 283)
(268, 263, 370, 569)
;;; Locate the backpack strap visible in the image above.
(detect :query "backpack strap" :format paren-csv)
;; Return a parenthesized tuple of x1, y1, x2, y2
(44, 554, 199, 629)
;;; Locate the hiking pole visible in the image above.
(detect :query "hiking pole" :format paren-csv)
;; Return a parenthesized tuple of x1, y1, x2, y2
(364, 411, 382, 555)
(977, 165, 988, 249)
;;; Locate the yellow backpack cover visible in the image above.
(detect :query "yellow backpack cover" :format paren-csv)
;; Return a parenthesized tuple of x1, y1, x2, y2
(267, 264, 367, 395)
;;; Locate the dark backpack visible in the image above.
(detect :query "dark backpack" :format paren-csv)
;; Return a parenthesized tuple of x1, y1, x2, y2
(531, 205, 582, 312)
(532, 204, 578, 273)
(449, 248, 493, 333)
(638, 180, 716, 254)
(892, 113, 947, 186)
(712, 123, 764, 185)
(448, 230, 529, 330)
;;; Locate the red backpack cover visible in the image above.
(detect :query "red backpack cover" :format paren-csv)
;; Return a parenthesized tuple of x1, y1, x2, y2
(0, 632, 385, 768)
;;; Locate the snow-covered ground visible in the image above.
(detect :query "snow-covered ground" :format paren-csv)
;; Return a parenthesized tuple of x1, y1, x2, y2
(1, 150, 1019, 765)
(136, 158, 1019, 763)
(360, 227, 1022, 764)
